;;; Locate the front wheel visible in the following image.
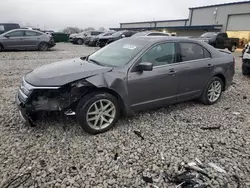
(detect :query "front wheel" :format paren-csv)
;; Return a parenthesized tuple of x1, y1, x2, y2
(199, 77, 223, 105)
(228, 45, 236, 52)
(76, 92, 120, 134)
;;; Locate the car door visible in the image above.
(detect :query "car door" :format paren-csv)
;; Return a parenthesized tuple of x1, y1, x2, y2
(176, 42, 213, 101)
(1, 30, 25, 49)
(23, 30, 41, 49)
(127, 42, 179, 111)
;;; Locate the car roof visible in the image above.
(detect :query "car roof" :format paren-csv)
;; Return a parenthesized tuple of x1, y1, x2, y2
(6, 28, 44, 33)
(129, 36, 198, 43)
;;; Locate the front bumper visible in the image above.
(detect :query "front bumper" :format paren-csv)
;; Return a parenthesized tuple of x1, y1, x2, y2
(242, 59, 250, 68)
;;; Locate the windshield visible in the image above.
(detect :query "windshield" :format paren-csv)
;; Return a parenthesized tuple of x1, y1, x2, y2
(111, 31, 125, 37)
(88, 39, 146, 67)
(201, 32, 217, 38)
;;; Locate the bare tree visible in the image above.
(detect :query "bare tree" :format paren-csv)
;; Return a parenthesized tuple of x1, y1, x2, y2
(83, 27, 95, 31)
(63, 27, 83, 34)
(99, 27, 106, 32)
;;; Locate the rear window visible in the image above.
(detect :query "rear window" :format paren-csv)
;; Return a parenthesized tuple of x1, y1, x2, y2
(25, 31, 42, 36)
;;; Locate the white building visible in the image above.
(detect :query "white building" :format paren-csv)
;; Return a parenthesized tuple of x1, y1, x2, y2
(110, 1, 250, 40)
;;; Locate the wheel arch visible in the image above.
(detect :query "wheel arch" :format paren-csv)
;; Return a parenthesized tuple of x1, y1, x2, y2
(87, 87, 127, 116)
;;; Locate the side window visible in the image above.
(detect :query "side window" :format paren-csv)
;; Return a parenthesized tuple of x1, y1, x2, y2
(140, 42, 176, 67)
(25, 31, 41, 36)
(217, 33, 227, 39)
(0, 25, 5, 32)
(123, 32, 131, 37)
(204, 48, 211, 58)
(180, 43, 207, 61)
(7, 31, 24, 37)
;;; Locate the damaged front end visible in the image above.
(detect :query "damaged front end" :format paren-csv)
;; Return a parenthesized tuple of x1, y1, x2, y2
(16, 78, 93, 124)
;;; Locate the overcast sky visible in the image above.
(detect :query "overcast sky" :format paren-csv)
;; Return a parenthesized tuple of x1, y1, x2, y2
(0, 0, 244, 31)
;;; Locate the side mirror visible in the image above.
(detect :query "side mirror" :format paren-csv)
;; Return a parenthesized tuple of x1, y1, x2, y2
(5, 34, 10, 38)
(137, 62, 153, 71)
(121, 34, 125, 38)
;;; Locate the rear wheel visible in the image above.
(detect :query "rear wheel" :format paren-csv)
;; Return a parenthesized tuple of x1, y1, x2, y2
(229, 45, 236, 52)
(38, 42, 49, 51)
(76, 92, 120, 134)
(199, 77, 223, 105)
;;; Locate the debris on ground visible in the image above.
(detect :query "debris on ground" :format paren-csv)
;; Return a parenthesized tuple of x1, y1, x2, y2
(134, 130, 145, 140)
(142, 175, 153, 183)
(200, 125, 221, 130)
(208, 163, 227, 174)
(232, 112, 241, 115)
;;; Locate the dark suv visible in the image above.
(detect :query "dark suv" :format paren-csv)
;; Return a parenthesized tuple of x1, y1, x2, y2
(0, 23, 20, 34)
(97, 30, 137, 47)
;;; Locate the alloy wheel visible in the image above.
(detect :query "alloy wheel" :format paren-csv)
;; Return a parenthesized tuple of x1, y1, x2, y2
(207, 80, 222, 102)
(86, 99, 116, 130)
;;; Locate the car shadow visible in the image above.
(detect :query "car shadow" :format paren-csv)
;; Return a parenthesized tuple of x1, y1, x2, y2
(29, 100, 202, 135)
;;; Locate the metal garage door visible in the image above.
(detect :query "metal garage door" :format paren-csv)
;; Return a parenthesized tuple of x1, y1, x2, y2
(227, 14, 250, 31)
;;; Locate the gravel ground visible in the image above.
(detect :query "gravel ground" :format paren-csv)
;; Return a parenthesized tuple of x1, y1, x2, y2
(0, 43, 250, 188)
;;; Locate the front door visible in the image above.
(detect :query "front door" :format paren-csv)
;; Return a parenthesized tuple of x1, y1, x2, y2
(128, 42, 179, 111)
(1, 30, 25, 49)
(177, 42, 214, 101)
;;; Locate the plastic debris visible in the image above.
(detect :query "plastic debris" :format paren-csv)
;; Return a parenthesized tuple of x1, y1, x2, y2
(232, 112, 240, 115)
(134, 130, 144, 140)
(200, 125, 221, 130)
(142, 176, 153, 183)
(208, 163, 227, 173)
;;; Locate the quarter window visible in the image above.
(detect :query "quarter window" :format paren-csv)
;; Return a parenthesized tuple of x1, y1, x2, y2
(140, 42, 176, 67)
(6, 31, 24, 37)
(180, 43, 210, 62)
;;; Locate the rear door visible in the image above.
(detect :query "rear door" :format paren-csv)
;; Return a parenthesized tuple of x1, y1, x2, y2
(1, 30, 25, 49)
(23, 30, 42, 48)
(177, 42, 213, 101)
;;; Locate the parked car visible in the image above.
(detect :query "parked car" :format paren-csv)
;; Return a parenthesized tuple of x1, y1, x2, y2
(88, 31, 115, 46)
(0, 29, 55, 51)
(16, 37, 234, 134)
(131, 31, 170, 37)
(70, 31, 103, 45)
(0, 23, 20, 35)
(196, 32, 239, 52)
(97, 30, 137, 47)
(242, 42, 250, 75)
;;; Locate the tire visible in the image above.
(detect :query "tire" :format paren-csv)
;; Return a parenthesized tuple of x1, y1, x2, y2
(199, 77, 224, 105)
(0, 44, 3, 52)
(242, 66, 249, 75)
(76, 92, 120, 134)
(229, 45, 236, 52)
(38, 42, 49, 51)
(77, 39, 83, 45)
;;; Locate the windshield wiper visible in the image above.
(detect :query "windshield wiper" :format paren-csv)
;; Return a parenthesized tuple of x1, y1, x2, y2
(88, 58, 103, 66)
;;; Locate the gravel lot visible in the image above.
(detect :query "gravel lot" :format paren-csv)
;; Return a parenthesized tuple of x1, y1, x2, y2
(0, 43, 250, 188)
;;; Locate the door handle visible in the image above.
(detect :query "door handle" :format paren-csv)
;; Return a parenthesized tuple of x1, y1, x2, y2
(168, 68, 176, 75)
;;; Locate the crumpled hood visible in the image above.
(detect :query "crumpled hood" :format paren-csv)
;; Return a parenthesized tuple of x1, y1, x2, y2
(25, 58, 112, 87)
